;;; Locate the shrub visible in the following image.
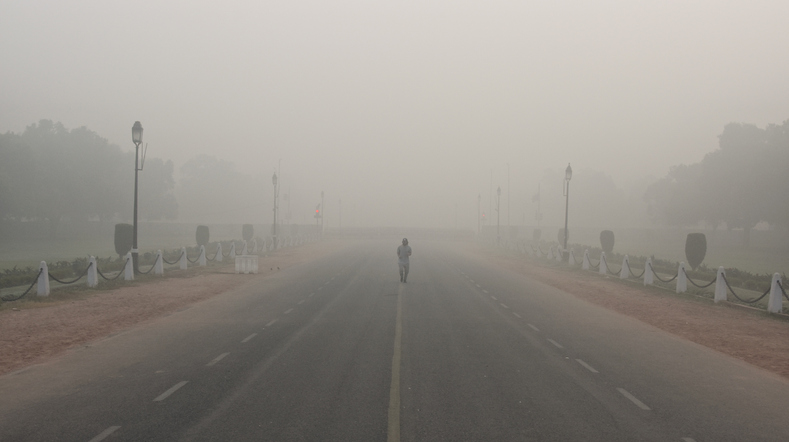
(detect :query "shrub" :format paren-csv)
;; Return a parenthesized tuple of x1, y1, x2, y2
(196, 225, 209, 247)
(685, 233, 707, 270)
(600, 230, 615, 254)
(114, 224, 133, 258)
(242, 224, 254, 241)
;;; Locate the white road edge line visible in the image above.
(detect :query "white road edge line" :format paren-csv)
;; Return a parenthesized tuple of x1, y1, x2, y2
(547, 338, 564, 349)
(499, 303, 509, 309)
(513, 312, 522, 318)
(88, 426, 121, 442)
(617, 388, 651, 410)
(266, 319, 278, 327)
(576, 359, 599, 373)
(284, 308, 294, 314)
(528, 324, 540, 332)
(153, 381, 188, 402)
(241, 333, 257, 343)
(206, 352, 230, 367)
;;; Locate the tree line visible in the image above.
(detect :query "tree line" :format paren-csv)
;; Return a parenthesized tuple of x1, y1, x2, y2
(644, 119, 789, 247)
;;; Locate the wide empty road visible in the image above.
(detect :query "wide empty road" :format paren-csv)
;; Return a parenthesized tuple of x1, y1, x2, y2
(2, 239, 788, 441)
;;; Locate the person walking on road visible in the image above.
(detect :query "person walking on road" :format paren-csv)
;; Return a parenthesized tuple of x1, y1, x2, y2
(397, 238, 412, 283)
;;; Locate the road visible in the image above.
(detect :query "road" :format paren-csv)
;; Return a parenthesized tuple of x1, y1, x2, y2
(1, 239, 788, 441)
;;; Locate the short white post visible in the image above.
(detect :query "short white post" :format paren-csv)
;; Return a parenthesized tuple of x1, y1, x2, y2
(599, 252, 608, 275)
(714, 266, 727, 303)
(251, 239, 257, 254)
(215, 244, 223, 262)
(124, 252, 134, 280)
(676, 262, 687, 293)
(87, 256, 98, 288)
(644, 258, 654, 286)
(37, 261, 50, 296)
(179, 247, 187, 270)
(620, 255, 629, 279)
(767, 273, 783, 314)
(582, 249, 590, 270)
(154, 250, 164, 275)
(199, 245, 206, 266)
(242, 240, 249, 255)
(555, 247, 562, 262)
(229, 242, 236, 259)
(569, 249, 577, 266)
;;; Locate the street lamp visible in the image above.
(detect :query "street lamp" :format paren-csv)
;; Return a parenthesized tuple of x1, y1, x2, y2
(477, 194, 481, 235)
(563, 163, 572, 262)
(496, 186, 501, 245)
(321, 191, 325, 234)
(131, 121, 143, 273)
(272, 173, 278, 249)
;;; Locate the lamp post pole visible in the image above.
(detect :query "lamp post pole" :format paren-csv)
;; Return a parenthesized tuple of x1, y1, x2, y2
(272, 173, 278, 250)
(563, 163, 572, 262)
(131, 121, 143, 273)
(477, 194, 481, 235)
(321, 191, 325, 235)
(496, 186, 501, 246)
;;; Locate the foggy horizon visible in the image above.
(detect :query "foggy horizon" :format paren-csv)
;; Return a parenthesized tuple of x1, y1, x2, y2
(3, 0, 788, 230)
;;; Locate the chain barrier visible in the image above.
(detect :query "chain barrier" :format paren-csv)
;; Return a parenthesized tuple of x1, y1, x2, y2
(0, 269, 43, 302)
(721, 274, 770, 304)
(629, 266, 646, 279)
(682, 268, 716, 289)
(162, 251, 183, 265)
(48, 262, 92, 285)
(138, 261, 156, 275)
(590, 259, 600, 270)
(778, 280, 789, 302)
(186, 253, 199, 264)
(648, 262, 678, 283)
(606, 263, 621, 276)
(97, 265, 124, 281)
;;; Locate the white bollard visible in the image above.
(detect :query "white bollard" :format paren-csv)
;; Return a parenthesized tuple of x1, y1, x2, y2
(582, 250, 590, 270)
(199, 245, 206, 266)
(235, 255, 259, 274)
(599, 252, 608, 275)
(124, 252, 134, 280)
(251, 240, 258, 254)
(714, 266, 727, 303)
(215, 244, 223, 262)
(37, 261, 50, 296)
(620, 255, 629, 279)
(242, 240, 249, 255)
(155, 250, 164, 275)
(676, 262, 687, 293)
(644, 258, 654, 286)
(768, 273, 783, 314)
(87, 256, 98, 288)
(569, 249, 577, 266)
(555, 247, 562, 262)
(179, 247, 188, 270)
(229, 242, 237, 259)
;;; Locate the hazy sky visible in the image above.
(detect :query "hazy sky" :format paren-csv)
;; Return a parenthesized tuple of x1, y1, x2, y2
(2, 0, 788, 229)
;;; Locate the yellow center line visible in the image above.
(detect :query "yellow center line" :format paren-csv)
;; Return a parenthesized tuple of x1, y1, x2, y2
(387, 284, 404, 442)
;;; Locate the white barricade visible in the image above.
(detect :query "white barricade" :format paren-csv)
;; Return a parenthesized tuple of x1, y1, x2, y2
(235, 255, 259, 274)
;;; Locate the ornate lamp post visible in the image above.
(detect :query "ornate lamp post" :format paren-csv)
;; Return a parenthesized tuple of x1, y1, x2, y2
(131, 121, 143, 273)
(563, 163, 572, 262)
(272, 173, 278, 249)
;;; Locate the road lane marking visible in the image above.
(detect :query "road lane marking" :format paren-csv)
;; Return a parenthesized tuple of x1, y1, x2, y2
(284, 308, 294, 314)
(469, 279, 475, 283)
(387, 284, 404, 442)
(206, 353, 230, 366)
(547, 339, 564, 349)
(527, 324, 540, 332)
(475, 284, 481, 288)
(499, 303, 509, 309)
(512, 312, 522, 318)
(482, 289, 488, 294)
(266, 319, 278, 327)
(241, 333, 257, 343)
(309, 292, 315, 297)
(576, 359, 599, 373)
(617, 388, 651, 410)
(318, 287, 323, 291)
(682, 438, 696, 442)
(88, 426, 120, 442)
(154, 381, 188, 402)
(491, 296, 498, 300)
(298, 300, 305, 305)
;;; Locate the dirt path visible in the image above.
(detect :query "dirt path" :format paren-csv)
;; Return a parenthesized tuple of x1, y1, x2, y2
(465, 246, 789, 380)
(0, 241, 340, 376)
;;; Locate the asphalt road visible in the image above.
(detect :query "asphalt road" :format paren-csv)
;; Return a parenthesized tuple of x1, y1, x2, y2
(1, 239, 789, 441)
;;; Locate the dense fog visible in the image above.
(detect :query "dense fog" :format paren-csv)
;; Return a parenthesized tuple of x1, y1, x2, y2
(2, 1, 789, 235)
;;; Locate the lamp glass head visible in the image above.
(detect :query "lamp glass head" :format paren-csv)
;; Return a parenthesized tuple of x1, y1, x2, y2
(132, 121, 143, 145)
(565, 163, 573, 181)
(272, 173, 277, 186)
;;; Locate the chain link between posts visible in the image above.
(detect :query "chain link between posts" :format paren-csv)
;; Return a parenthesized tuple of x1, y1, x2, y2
(647, 262, 678, 283)
(0, 269, 43, 302)
(721, 274, 771, 304)
(682, 268, 716, 289)
(48, 261, 92, 285)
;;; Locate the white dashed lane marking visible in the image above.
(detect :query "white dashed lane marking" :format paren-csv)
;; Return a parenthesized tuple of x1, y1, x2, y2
(491, 296, 498, 301)
(266, 319, 278, 327)
(298, 300, 305, 305)
(547, 339, 564, 349)
(499, 303, 509, 309)
(475, 284, 481, 288)
(482, 289, 488, 294)
(527, 324, 540, 332)
(206, 353, 229, 367)
(309, 292, 315, 297)
(682, 438, 696, 442)
(512, 312, 522, 318)
(153, 381, 188, 402)
(575, 359, 599, 373)
(284, 308, 293, 314)
(617, 388, 651, 410)
(88, 426, 121, 442)
(241, 333, 257, 343)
